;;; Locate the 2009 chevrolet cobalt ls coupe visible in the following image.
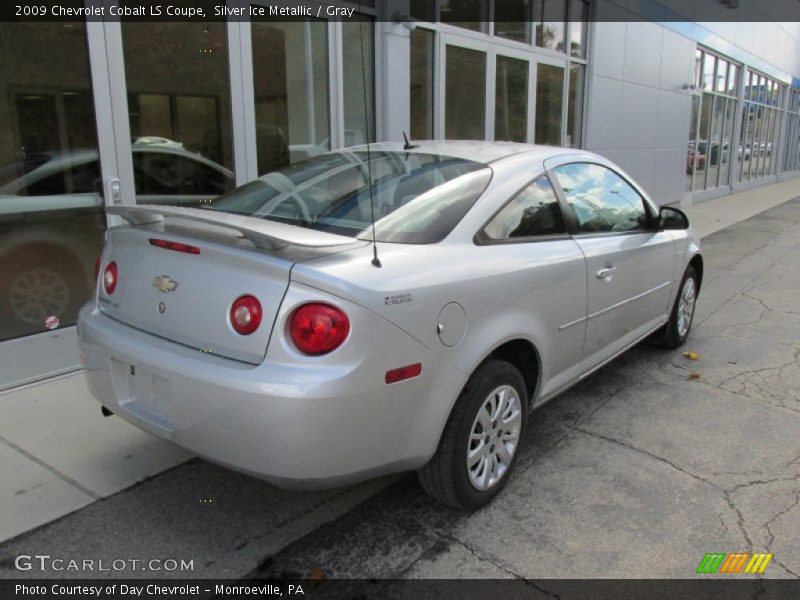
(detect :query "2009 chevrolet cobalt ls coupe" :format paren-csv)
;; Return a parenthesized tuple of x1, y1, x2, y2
(79, 141, 702, 509)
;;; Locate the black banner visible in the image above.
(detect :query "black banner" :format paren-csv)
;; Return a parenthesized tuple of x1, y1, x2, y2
(3, 579, 800, 600)
(2, 0, 800, 23)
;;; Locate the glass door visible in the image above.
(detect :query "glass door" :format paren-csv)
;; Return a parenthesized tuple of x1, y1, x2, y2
(0, 22, 109, 389)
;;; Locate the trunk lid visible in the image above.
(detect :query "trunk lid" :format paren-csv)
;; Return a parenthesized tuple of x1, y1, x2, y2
(99, 207, 361, 364)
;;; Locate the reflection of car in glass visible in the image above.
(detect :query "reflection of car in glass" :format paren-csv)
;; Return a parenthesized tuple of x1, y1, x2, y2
(288, 129, 367, 164)
(686, 140, 706, 173)
(737, 142, 772, 162)
(79, 142, 702, 509)
(1, 145, 233, 210)
(133, 136, 186, 150)
(737, 143, 751, 162)
(687, 140, 729, 173)
(0, 146, 233, 340)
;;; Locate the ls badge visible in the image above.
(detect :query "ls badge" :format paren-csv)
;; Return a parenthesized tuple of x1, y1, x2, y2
(153, 275, 178, 293)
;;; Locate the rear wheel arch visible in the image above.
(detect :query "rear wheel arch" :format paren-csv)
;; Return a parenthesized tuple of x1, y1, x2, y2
(486, 339, 541, 410)
(430, 337, 542, 456)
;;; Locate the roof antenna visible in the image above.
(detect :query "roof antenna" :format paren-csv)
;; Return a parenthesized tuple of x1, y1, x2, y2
(402, 131, 418, 150)
(358, 4, 381, 268)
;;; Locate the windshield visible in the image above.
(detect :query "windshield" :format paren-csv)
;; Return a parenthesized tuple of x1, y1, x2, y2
(206, 151, 492, 244)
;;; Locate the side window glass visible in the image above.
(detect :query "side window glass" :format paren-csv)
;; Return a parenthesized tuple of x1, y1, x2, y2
(483, 175, 566, 240)
(553, 163, 649, 233)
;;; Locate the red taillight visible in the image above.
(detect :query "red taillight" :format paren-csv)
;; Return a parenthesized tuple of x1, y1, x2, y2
(149, 238, 201, 255)
(290, 303, 350, 356)
(385, 363, 422, 384)
(103, 261, 118, 295)
(230, 295, 262, 335)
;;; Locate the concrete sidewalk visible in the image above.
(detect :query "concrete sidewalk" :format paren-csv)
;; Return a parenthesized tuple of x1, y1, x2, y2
(1, 176, 798, 545)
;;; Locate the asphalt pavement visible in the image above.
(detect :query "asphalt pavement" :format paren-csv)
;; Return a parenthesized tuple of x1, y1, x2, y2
(1, 197, 799, 582)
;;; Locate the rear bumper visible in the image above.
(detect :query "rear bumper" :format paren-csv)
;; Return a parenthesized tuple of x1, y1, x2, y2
(77, 296, 466, 489)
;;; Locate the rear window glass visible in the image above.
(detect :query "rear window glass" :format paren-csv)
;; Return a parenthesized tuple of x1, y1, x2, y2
(206, 151, 492, 244)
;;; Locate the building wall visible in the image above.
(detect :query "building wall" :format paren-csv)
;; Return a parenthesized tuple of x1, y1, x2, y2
(585, 0, 800, 206)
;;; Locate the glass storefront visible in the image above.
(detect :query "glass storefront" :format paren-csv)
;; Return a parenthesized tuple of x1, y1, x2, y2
(0, 23, 104, 343)
(686, 48, 740, 193)
(737, 70, 785, 183)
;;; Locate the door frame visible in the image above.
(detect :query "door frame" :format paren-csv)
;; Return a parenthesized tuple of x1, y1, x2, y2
(438, 30, 571, 145)
(0, 17, 125, 390)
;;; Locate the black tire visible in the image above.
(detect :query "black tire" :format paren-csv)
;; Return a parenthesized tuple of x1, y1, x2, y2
(418, 359, 527, 510)
(660, 265, 698, 349)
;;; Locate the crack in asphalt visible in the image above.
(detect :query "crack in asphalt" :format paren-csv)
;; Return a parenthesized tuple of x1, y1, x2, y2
(764, 488, 800, 552)
(742, 289, 800, 317)
(569, 422, 762, 553)
(773, 558, 800, 579)
(567, 425, 719, 488)
(438, 534, 562, 599)
(566, 419, 800, 562)
(569, 422, 800, 569)
(722, 488, 756, 549)
(679, 375, 800, 420)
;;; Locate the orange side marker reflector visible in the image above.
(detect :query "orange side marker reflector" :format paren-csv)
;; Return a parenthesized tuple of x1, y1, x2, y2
(385, 363, 422, 384)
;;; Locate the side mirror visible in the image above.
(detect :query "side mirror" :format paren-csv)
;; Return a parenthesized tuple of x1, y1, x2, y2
(658, 206, 689, 231)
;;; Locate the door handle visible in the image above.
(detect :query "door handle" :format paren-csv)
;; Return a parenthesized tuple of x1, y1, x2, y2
(106, 178, 122, 206)
(596, 266, 617, 279)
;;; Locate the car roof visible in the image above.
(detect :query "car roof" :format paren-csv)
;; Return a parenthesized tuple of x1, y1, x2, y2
(345, 140, 592, 165)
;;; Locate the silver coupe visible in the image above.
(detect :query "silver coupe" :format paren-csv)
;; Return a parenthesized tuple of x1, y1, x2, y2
(78, 141, 702, 509)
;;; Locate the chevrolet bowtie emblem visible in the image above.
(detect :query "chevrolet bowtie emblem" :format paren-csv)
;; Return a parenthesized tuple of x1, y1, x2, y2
(153, 275, 178, 293)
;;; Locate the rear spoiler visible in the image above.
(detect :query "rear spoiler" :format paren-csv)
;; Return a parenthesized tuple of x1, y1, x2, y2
(107, 204, 355, 250)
